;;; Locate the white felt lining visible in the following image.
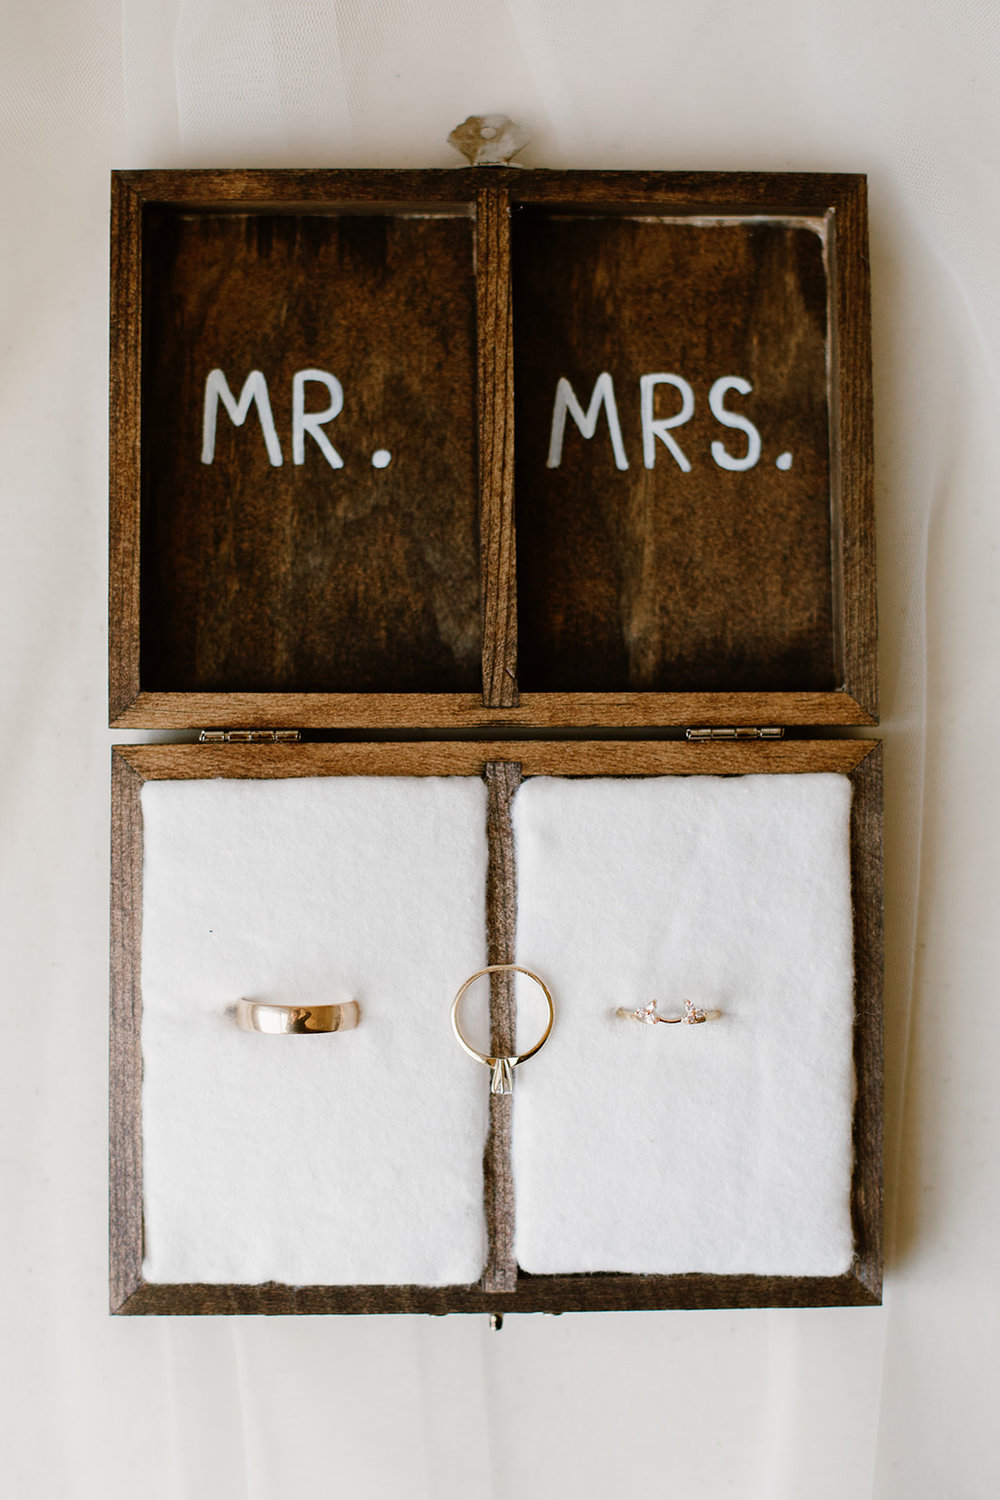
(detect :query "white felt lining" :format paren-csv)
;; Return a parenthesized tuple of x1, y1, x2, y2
(139, 776, 490, 1286)
(510, 774, 856, 1277)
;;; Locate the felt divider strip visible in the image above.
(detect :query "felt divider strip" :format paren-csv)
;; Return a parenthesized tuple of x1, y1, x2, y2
(480, 760, 522, 1292)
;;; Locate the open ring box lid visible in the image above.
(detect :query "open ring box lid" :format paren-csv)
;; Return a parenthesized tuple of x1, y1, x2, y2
(109, 167, 880, 1315)
(109, 168, 874, 732)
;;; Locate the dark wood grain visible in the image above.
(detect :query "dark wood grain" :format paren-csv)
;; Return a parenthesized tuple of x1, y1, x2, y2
(109, 688, 876, 730)
(109, 751, 145, 1310)
(114, 167, 486, 208)
(514, 211, 834, 692)
(113, 166, 865, 216)
(113, 732, 875, 780)
(830, 179, 877, 719)
(509, 170, 869, 213)
(109, 169, 876, 731)
(109, 176, 144, 721)
(115, 1268, 879, 1316)
(847, 742, 883, 1297)
(110, 738, 881, 1314)
(480, 762, 522, 1292)
(114, 737, 877, 781)
(477, 185, 518, 707)
(139, 206, 479, 693)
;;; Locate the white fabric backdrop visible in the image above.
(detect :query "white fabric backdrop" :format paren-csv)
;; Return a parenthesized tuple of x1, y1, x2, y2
(1, 0, 998, 1494)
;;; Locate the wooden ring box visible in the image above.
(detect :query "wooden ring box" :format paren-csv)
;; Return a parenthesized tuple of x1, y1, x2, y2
(110, 167, 881, 1315)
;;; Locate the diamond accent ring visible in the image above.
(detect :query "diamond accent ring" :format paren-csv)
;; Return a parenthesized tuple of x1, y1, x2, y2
(616, 999, 722, 1026)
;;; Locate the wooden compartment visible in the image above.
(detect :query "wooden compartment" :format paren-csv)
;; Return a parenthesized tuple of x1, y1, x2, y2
(110, 739, 882, 1315)
(140, 205, 480, 696)
(513, 209, 836, 694)
(110, 169, 875, 730)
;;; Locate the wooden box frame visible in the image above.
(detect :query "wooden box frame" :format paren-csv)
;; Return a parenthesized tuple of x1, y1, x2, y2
(109, 168, 875, 733)
(110, 738, 882, 1315)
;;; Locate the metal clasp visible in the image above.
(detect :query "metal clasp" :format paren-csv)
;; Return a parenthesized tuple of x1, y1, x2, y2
(447, 115, 529, 166)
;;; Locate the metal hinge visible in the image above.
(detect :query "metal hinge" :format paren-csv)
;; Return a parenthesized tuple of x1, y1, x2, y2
(198, 729, 301, 744)
(685, 727, 785, 742)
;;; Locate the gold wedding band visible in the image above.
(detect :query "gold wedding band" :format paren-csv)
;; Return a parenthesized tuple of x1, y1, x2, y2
(451, 964, 554, 1095)
(235, 1000, 360, 1035)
